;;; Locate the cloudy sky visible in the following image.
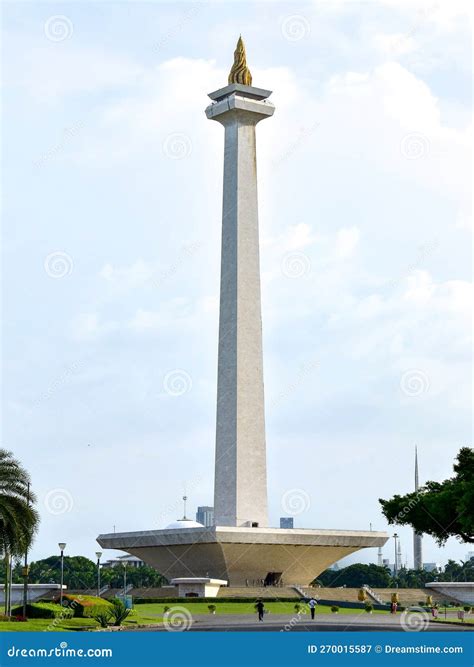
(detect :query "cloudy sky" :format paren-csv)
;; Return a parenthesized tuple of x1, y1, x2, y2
(2, 0, 471, 570)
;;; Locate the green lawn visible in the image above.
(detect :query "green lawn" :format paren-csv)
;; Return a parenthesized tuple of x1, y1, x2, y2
(0, 618, 98, 632)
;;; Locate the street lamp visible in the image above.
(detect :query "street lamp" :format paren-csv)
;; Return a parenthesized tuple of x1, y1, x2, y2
(58, 543, 66, 607)
(122, 562, 127, 600)
(393, 533, 399, 582)
(95, 552, 102, 597)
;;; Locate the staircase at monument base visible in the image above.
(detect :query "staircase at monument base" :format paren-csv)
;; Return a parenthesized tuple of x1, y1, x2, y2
(299, 587, 456, 606)
(362, 584, 385, 605)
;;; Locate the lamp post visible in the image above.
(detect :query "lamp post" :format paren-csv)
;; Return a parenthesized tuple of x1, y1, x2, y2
(393, 533, 399, 583)
(95, 552, 102, 597)
(122, 562, 127, 600)
(22, 482, 31, 618)
(58, 543, 66, 607)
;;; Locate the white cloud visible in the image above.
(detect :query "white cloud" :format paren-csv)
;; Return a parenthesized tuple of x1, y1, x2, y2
(72, 313, 119, 341)
(100, 260, 157, 290)
(335, 227, 360, 258)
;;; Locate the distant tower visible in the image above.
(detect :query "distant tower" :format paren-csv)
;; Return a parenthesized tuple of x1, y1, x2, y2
(397, 540, 402, 569)
(377, 546, 383, 567)
(413, 446, 423, 569)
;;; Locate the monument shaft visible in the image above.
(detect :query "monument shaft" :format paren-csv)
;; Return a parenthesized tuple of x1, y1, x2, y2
(206, 84, 274, 527)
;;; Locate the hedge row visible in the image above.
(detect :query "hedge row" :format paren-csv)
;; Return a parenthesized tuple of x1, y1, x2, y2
(11, 603, 74, 620)
(61, 594, 113, 618)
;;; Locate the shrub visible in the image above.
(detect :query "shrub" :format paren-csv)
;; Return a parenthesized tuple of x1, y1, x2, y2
(109, 599, 131, 626)
(61, 594, 112, 618)
(163, 605, 170, 613)
(331, 606, 339, 613)
(294, 603, 301, 613)
(365, 603, 373, 613)
(463, 606, 471, 613)
(93, 609, 111, 628)
(208, 604, 216, 614)
(11, 603, 73, 620)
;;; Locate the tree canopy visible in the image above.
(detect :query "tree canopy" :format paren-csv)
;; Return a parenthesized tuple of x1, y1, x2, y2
(0, 449, 39, 556)
(379, 447, 474, 545)
(315, 563, 392, 588)
(7, 555, 167, 590)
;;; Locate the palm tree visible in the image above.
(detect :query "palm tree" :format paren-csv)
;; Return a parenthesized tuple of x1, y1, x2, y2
(0, 449, 39, 612)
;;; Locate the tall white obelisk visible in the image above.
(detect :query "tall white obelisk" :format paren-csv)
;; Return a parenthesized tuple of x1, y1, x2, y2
(413, 446, 423, 569)
(206, 38, 274, 527)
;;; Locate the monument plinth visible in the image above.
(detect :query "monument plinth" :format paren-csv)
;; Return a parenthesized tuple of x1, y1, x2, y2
(97, 38, 388, 587)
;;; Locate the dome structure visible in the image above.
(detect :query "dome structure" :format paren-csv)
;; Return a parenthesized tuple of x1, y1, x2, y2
(165, 519, 204, 530)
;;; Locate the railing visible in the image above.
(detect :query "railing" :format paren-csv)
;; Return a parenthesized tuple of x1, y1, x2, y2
(363, 584, 385, 605)
(292, 585, 306, 599)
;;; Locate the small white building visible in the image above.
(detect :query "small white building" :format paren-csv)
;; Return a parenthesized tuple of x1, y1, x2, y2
(102, 554, 144, 569)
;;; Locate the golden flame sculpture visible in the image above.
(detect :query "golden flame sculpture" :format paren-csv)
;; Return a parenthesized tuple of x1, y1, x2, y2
(228, 36, 252, 86)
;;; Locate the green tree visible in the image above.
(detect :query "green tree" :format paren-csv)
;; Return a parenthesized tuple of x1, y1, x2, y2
(27, 556, 96, 590)
(379, 448, 474, 545)
(314, 563, 392, 588)
(0, 449, 39, 611)
(101, 564, 166, 589)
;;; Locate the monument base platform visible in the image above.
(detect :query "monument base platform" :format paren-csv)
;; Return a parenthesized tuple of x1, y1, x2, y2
(97, 526, 388, 587)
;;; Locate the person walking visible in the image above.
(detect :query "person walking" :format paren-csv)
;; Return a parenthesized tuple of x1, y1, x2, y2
(308, 598, 317, 620)
(255, 599, 265, 622)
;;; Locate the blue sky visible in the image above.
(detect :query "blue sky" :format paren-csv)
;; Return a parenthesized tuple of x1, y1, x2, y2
(2, 1, 472, 570)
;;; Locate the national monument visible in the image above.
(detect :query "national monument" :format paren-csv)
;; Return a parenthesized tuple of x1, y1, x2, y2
(97, 38, 388, 590)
